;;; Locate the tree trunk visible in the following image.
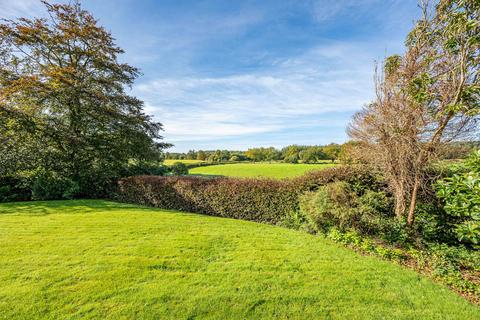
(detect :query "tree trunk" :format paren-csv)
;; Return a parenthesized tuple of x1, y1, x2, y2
(394, 185, 407, 219)
(407, 174, 420, 225)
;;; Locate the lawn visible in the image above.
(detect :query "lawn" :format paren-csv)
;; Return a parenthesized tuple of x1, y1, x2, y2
(189, 162, 336, 179)
(0, 200, 477, 319)
(164, 159, 206, 166)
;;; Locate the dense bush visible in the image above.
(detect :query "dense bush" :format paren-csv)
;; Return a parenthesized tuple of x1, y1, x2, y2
(293, 165, 385, 193)
(117, 176, 299, 223)
(124, 162, 168, 176)
(0, 176, 32, 202)
(169, 162, 189, 175)
(31, 170, 80, 200)
(436, 150, 480, 246)
(298, 182, 404, 241)
(116, 166, 376, 224)
(299, 182, 358, 233)
(413, 202, 459, 245)
(0, 162, 169, 202)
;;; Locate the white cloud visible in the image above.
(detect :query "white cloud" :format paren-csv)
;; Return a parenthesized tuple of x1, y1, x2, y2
(0, 0, 43, 19)
(134, 40, 384, 147)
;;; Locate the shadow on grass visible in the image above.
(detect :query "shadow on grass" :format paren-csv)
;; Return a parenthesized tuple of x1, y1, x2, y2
(0, 199, 156, 216)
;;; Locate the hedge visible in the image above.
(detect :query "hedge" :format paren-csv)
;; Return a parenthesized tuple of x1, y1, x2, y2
(116, 166, 378, 224)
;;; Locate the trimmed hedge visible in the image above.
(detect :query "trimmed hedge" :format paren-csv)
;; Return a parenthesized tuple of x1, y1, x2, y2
(116, 166, 378, 224)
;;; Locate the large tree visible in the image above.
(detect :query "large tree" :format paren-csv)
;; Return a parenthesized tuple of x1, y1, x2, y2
(0, 1, 167, 195)
(348, 0, 479, 224)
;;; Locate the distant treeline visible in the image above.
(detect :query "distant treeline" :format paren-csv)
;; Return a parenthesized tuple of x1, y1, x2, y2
(164, 141, 480, 163)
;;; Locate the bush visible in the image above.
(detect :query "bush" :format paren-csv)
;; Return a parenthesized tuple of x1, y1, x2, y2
(116, 166, 378, 225)
(116, 176, 300, 224)
(414, 203, 458, 245)
(32, 170, 80, 200)
(293, 165, 385, 193)
(357, 190, 391, 216)
(299, 182, 358, 233)
(436, 150, 480, 246)
(299, 180, 410, 244)
(0, 175, 32, 202)
(284, 154, 299, 164)
(169, 162, 189, 175)
(124, 162, 168, 176)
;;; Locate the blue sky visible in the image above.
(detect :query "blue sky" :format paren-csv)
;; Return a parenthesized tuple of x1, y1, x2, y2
(2, 0, 420, 152)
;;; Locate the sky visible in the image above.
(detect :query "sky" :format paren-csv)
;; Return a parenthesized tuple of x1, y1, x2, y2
(1, 0, 421, 152)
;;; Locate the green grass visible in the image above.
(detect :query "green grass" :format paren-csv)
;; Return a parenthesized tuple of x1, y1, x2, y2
(189, 162, 336, 179)
(164, 159, 206, 166)
(0, 200, 477, 319)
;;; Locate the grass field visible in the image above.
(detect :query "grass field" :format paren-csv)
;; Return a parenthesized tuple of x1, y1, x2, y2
(163, 159, 206, 166)
(0, 200, 477, 319)
(189, 162, 336, 179)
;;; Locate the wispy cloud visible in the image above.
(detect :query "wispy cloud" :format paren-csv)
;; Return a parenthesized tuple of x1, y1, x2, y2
(1, 0, 418, 151)
(135, 40, 381, 147)
(0, 0, 42, 19)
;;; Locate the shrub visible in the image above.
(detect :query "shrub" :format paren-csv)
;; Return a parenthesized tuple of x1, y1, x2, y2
(414, 203, 459, 245)
(169, 162, 189, 175)
(0, 175, 32, 202)
(293, 165, 385, 193)
(124, 162, 168, 176)
(284, 154, 299, 164)
(117, 176, 300, 224)
(32, 170, 80, 200)
(116, 166, 378, 225)
(298, 179, 412, 245)
(357, 190, 391, 216)
(436, 150, 480, 246)
(299, 182, 358, 233)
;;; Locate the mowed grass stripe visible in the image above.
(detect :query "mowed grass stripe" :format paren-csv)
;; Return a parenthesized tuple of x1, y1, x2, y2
(0, 200, 478, 319)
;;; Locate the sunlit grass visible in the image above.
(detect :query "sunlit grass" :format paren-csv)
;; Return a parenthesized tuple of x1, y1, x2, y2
(189, 162, 337, 179)
(163, 159, 206, 165)
(0, 200, 477, 319)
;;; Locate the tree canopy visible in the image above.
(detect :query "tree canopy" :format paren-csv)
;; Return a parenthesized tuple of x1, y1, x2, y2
(0, 0, 167, 197)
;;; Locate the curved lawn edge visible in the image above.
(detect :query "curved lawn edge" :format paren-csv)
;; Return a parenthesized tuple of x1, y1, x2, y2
(0, 200, 478, 319)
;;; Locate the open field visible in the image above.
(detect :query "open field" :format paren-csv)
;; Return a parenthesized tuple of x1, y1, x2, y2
(0, 200, 477, 319)
(189, 162, 337, 179)
(163, 159, 206, 166)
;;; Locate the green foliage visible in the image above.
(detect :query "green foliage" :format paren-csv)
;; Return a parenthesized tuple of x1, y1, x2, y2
(283, 154, 300, 164)
(0, 1, 167, 200)
(322, 143, 341, 162)
(423, 244, 480, 296)
(325, 228, 479, 300)
(32, 170, 80, 200)
(357, 189, 391, 216)
(414, 203, 459, 245)
(117, 176, 300, 224)
(299, 182, 357, 233)
(124, 162, 168, 177)
(299, 147, 326, 163)
(436, 151, 480, 246)
(117, 166, 374, 225)
(169, 162, 189, 176)
(326, 228, 406, 261)
(0, 176, 31, 202)
(299, 181, 410, 244)
(384, 54, 401, 77)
